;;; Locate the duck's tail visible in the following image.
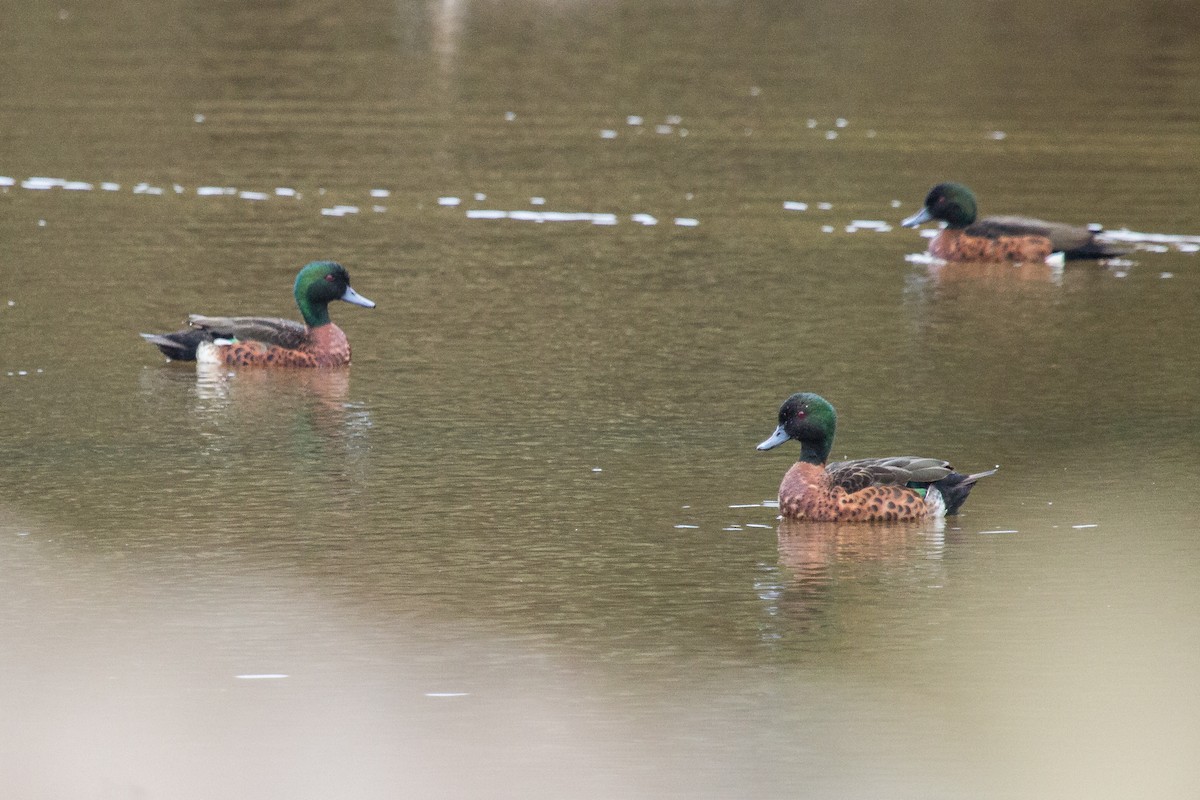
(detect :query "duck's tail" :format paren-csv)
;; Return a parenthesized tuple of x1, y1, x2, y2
(1065, 236, 1126, 261)
(932, 467, 999, 515)
(140, 329, 210, 361)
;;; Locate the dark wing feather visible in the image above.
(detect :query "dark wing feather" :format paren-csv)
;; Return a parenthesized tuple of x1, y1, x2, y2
(825, 456, 955, 493)
(187, 315, 310, 349)
(934, 468, 999, 515)
(140, 329, 211, 361)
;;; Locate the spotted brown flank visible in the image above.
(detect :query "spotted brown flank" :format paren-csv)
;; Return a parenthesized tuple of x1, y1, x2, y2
(778, 463, 935, 522)
(930, 228, 1053, 263)
(214, 324, 353, 367)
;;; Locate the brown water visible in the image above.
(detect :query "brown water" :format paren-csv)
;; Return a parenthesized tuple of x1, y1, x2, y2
(2, 1, 1199, 798)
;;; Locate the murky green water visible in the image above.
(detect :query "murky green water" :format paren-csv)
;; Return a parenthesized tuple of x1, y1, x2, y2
(2, 1, 1199, 798)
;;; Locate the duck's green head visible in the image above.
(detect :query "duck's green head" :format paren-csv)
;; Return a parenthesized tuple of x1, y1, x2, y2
(901, 182, 978, 229)
(294, 261, 375, 327)
(756, 392, 837, 465)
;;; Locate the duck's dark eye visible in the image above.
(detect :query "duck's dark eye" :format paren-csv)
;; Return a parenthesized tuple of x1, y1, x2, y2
(324, 274, 335, 282)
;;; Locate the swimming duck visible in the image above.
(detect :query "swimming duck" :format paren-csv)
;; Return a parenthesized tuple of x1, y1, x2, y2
(757, 392, 996, 522)
(141, 261, 375, 367)
(901, 182, 1123, 262)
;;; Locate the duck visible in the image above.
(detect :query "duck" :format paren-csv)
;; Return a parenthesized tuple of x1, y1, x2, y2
(901, 182, 1123, 262)
(757, 392, 996, 522)
(141, 261, 375, 367)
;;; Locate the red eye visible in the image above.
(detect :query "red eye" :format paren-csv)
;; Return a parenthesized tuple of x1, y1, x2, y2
(324, 274, 335, 282)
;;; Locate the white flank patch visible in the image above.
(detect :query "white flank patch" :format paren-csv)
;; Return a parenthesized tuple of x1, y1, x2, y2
(925, 487, 948, 519)
(196, 341, 225, 365)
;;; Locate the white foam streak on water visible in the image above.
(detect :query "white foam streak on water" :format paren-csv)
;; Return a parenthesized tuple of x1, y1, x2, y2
(846, 220, 893, 233)
(464, 209, 626, 226)
(22, 177, 60, 189)
(1100, 228, 1200, 246)
(234, 674, 289, 680)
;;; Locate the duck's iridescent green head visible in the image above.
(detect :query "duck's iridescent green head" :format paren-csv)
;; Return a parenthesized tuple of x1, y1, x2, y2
(293, 261, 375, 327)
(901, 182, 978, 229)
(756, 392, 837, 465)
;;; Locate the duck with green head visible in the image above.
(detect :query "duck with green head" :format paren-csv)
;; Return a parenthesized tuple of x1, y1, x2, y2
(757, 392, 996, 522)
(141, 261, 375, 367)
(901, 182, 1123, 262)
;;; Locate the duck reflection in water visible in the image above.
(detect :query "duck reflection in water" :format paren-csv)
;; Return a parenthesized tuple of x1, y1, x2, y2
(192, 363, 371, 449)
(922, 257, 1067, 285)
(767, 519, 952, 637)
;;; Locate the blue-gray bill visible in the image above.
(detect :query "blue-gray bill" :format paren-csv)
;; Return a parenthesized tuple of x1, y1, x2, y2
(900, 207, 934, 228)
(341, 286, 376, 308)
(757, 425, 790, 451)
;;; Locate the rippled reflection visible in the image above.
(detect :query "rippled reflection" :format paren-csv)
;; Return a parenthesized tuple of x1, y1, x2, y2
(192, 364, 369, 438)
(765, 519, 949, 637)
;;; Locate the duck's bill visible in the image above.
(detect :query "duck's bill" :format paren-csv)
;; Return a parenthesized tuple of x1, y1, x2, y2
(341, 286, 376, 308)
(900, 207, 934, 228)
(757, 425, 790, 451)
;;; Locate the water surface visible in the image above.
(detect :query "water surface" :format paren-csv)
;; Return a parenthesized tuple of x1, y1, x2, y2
(2, 1, 1199, 798)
